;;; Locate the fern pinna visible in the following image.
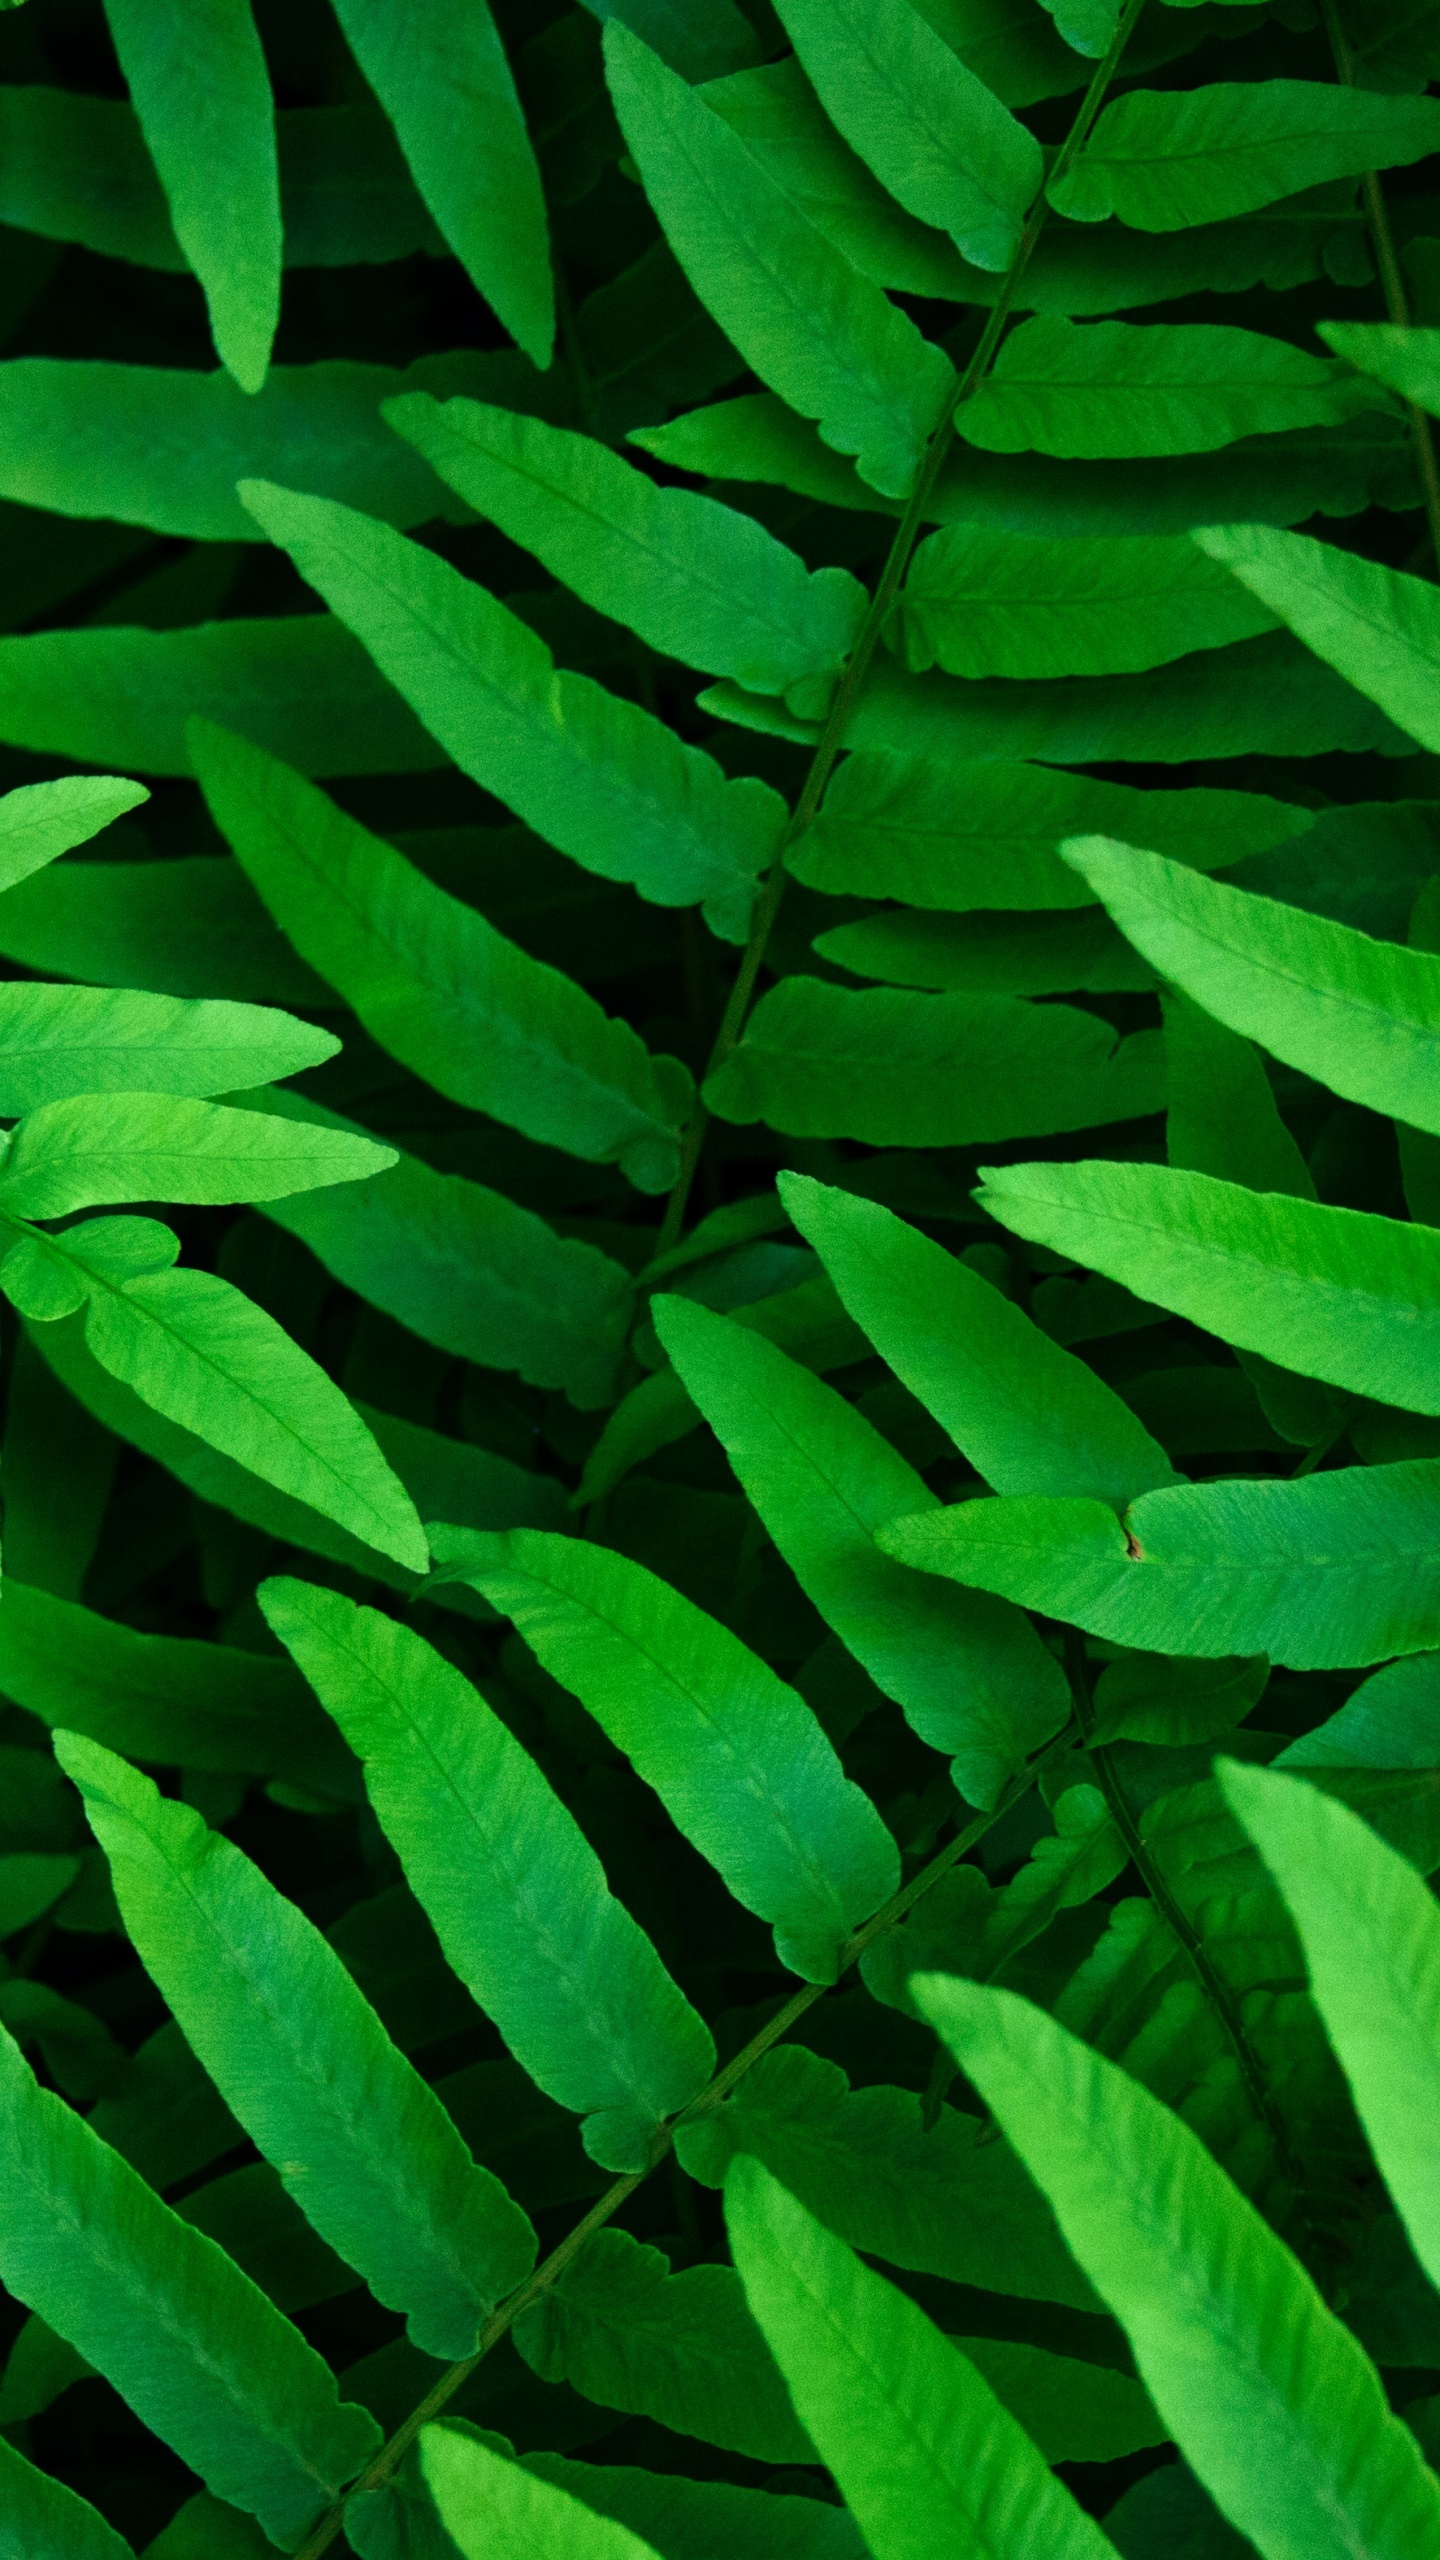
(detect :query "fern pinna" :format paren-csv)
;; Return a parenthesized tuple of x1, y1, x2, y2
(0, 0, 1439, 2553)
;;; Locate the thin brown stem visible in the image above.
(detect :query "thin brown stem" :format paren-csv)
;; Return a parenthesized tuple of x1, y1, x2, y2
(293, 1723, 1078, 2556)
(650, 0, 1152, 1258)
(1321, 0, 1440, 563)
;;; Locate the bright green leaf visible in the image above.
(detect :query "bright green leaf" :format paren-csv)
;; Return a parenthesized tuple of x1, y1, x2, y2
(0, 1094, 392, 1219)
(976, 1155, 1440, 1414)
(260, 1579, 716, 2171)
(190, 721, 691, 1192)
(0, 2016, 379, 2543)
(59, 1733, 536, 2360)
(431, 1524, 899, 1980)
(236, 482, 781, 941)
(880, 1459, 1440, 1668)
(919, 1973, 1440, 2560)
(655, 1293, 1069, 1807)
(101, 0, 280, 390)
(1067, 831, 1440, 1139)
(328, 0, 553, 366)
(1194, 520, 1440, 753)
(961, 318, 1385, 459)
(0, 776, 148, 894)
(422, 2427, 662, 2560)
(385, 393, 866, 709)
(0, 2433, 133, 2560)
(0, 983, 335, 1113)
(780, 1173, 1176, 1506)
(726, 2157, 1118, 2560)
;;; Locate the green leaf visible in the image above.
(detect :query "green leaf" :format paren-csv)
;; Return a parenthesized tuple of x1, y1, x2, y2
(260, 1118, 634, 1409)
(575, 1269, 872, 1504)
(0, 775, 148, 894)
(513, 2225, 811, 2464)
(603, 24, 954, 499)
(1050, 83, 1440, 231)
(0, 855, 322, 1006)
(30, 1308, 556, 1591)
(101, 0, 280, 390)
(0, 2434, 132, 2560)
(60, 1254, 429, 1573)
(507, 2448, 867, 2560)
(789, 753, 1312, 909)
(189, 723, 691, 1192)
(654, 1292, 1069, 1808)
(0, 2015, 379, 2543)
(0, 615, 444, 779)
(814, 906, 1151, 998)
(897, 523, 1277, 678)
(1320, 322, 1440, 421)
(1194, 520, 1440, 754)
(1036, 0, 1119, 54)
(1072, 830, 1440, 1139)
(726, 2157, 1118, 2560)
(919, 1973, 1440, 2560)
(880, 1459, 1440, 1668)
(0, 983, 335, 1113)
(704, 977, 1165, 1145)
(975, 1156, 1440, 1414)
(579, 0, 761, 79)
(960, 318, 1385, 459)
(780, 1173, 1176, 1506)
(430, 1524, 899, 1981)
(674, 2043, 1103, 2310)
(0, 1094, 392, 1219)
(1223, 1761, 1440, 2309)
(328, 0, 552, 367)
(385, 394, 866, 710)
(236, 483, 780, 942)
(422, 2428, 661, 2560)
(774, 0, 1041, 273)
(0, 1579, 349, 1792)
(1163, 989, 1313, 1202)
(259, 1579, 716, 2171)
(59, 1733, 537, 2360)
(0, 354, 546, 542)
(1278, 1654, 1440, 1772)
(0, 92, 441, 272)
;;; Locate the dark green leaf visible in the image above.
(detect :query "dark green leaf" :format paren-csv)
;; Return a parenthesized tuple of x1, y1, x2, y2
(191, 722, 692, 1191)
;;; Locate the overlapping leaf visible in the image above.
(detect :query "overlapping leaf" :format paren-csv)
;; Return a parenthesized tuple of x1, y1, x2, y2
(603, 22, 954, 497)
(237, 481, 781, 940)
(260, 1579, 715, 2171)
(386, 393, 866, 709)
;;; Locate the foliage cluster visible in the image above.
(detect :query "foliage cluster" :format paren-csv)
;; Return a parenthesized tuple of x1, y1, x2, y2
(2, 0, 1440, 2554)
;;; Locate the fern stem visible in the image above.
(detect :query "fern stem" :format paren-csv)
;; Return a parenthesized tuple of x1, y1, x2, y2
(293, 1723, 1079, 2555)
(1320, 0, 1440, 565)
(1063, 1629, 1310, 2215)
(650, 0, 1152, 1258)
